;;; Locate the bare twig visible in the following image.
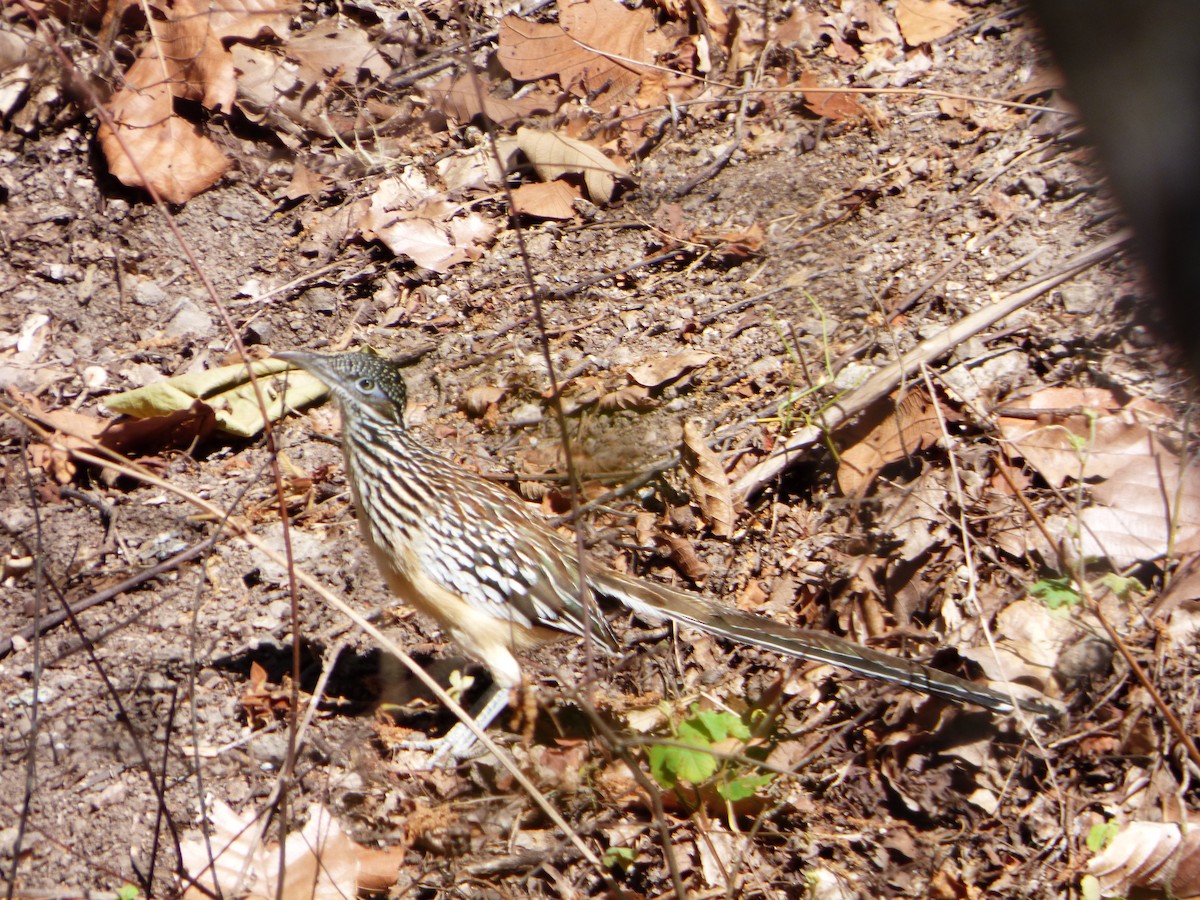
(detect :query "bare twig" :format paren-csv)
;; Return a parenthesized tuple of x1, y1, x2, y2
(0, 538, 215, 660)
(730, 230, 1132, 501)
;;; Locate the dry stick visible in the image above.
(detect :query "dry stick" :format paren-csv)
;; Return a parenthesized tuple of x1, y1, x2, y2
(730, 230, 1132, 502)
(992, 460, 1200, 772)
(0, 538, 214, 660)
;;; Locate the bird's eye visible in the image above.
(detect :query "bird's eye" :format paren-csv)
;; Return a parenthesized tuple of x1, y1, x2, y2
(357, 378, 376, 392)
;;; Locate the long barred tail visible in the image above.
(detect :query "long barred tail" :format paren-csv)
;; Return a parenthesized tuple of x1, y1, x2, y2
(594, 570, 1056, 716)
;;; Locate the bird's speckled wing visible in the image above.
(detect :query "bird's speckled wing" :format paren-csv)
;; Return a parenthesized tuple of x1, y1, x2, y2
(346, 423, 617, 651)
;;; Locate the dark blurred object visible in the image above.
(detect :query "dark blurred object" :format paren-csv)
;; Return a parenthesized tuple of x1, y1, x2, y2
(1033, 2, 1200, 374)
(1052, 635, 1114, 691)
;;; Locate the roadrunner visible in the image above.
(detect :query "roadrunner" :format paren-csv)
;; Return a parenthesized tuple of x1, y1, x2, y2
(276, 349, 1052, 759)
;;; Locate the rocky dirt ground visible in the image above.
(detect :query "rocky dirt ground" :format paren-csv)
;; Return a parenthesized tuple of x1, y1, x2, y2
(1, 0, 1198, 896)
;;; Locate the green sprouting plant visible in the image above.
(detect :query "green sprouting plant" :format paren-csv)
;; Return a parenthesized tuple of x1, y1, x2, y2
(1028, 574, 1081, 609)
(1028, 572, 1144, 610)
(647, 705, 775, 804)
(603, 845, 636, 873)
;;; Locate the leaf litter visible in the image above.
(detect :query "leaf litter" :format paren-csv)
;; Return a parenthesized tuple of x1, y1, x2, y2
(3, 0, 1199, 895)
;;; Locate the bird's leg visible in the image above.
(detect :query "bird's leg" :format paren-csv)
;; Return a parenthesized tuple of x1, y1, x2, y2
(405, 683, 510, 766)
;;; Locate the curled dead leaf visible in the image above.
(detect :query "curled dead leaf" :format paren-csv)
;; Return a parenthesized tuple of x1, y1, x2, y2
(836, 387, 952, 497)
(106, 357, 325, 439)
(656, 532, 709, 580)
(1086, 821, 1200, 898)
(515, 127, 631, 204)
(597, 383, 656, 412)
(681, 420, 734, 537)
(627, 351, 716, 388)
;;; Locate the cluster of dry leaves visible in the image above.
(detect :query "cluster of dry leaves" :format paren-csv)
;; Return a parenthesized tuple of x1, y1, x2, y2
(2, 0, 977, 271)
(5, 0, 1200, 894)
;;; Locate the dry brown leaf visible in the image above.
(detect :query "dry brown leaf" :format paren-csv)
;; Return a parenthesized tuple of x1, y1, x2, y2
(656, 532, 709, 580)
(281, 163, 330, 201)
(597, 384, 656, 412)
(432, 74, 559, 126)
(516, 127, 630, 204)
(99, 0, 294, 202)
(1086, 821, 1200, 898)
(850, 0, 901, 45)
(99, 402, 219, 456)
(774, 8, 825, 51)
(998, 387, 1165, 485)
(359, 171, 496, 271)
(1080, 458, 1200, 566)
(498, 0, 669, 113)
(12, 392, 110, 483)
(100, 70, 232, 203)
(681, 420, 734, 537)
(435, 145, 507, 194)
(798, 71, 866, 121)
(999, 387, 1199, 565)
(1150, 552, 1200, 624)
(285, 20, 391, 83)
(895, 0, 968, 46)
(836, 387, 951, 497)
(461, 385, 505, 417)
(27, 442, 76, 484)
(694, 222, 765, 259)
(179, 801, 392, 899)
(937, 95, 971, 118)
(627, 350, 716, 388)
(231, 45, 310, 138)
(510, 180, 582, 219)
(959, 598, 1067, 693)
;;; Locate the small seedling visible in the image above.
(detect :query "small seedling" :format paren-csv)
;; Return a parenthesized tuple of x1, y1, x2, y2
(647, 705, 775, 805)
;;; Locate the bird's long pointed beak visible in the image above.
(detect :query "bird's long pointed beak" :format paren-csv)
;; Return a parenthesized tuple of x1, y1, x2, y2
(274, 350, 330, 383)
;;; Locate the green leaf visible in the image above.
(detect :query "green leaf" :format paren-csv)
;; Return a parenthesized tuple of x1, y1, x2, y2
(1099, 572, 1144, 601)
(688, 708, 751, 743)
(717, 772, 773, 802)
(1029, 575, 1080, 609)
(648, 706, 773, 794)
(603, 846, 636, 871)
(648, 741, 718, 788)
(1086, 820, 1121, 852)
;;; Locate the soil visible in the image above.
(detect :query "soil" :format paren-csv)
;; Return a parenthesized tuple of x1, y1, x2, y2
(0, 0, 1192, 897)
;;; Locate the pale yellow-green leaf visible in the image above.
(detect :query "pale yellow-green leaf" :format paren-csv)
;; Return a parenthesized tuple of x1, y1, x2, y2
(105, 358, 329, 438)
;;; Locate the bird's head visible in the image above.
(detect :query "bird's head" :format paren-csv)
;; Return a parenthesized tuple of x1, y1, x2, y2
(275, 348, 408, 425)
